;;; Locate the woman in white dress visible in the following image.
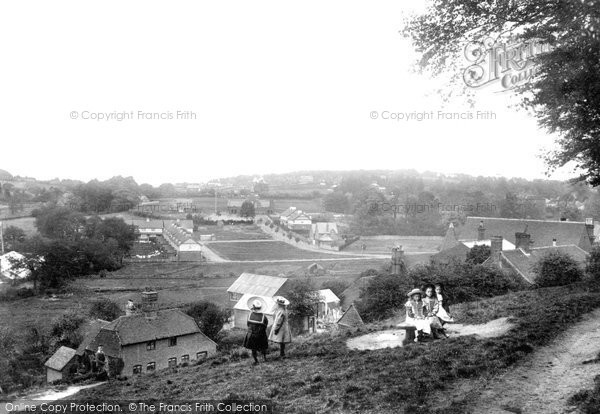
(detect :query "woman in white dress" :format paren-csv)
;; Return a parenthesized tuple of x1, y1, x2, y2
(434, 283, 454, 323)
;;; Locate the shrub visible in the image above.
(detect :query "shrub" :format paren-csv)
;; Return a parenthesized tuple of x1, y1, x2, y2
(466, 245, 491, 265)
(89, 297, 122, 321)
(533, 251, 584, 287)
(184, 301, 230, 341)
(586, 246, 600, 281)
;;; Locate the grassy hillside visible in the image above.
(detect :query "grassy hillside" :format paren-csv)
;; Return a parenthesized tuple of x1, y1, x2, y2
(76, 283, 600, 413)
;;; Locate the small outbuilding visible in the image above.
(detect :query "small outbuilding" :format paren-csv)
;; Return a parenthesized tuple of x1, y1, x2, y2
(44, 346, 78, 383)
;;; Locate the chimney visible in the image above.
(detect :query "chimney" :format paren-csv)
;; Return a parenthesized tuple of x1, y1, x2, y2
(141, 290, 158, 319)
(489, 236, 503, 263)
(477, 220, 486, 241)
(552, 238, 557, 247)
(391, 246, 405, 275)
(585, 218, 596, 244)
(515, 231, 532, 252)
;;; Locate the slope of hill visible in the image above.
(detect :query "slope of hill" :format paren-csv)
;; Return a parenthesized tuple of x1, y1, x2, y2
(76, 283, 600, 413)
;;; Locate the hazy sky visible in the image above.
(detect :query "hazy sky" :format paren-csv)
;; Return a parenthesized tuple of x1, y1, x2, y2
(0, 1, 574, 186)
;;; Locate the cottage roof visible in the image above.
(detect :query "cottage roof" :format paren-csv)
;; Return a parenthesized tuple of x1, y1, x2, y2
(76, 319, 110, 356)
(45, 346, 77, 371)
(459, 217, 593, 251)
(500, 244, 589, 284)
(87, 309, 205, 353)
(311, 222, 338, 235)
(279, 207, 297, 218)
(227, 273, 288, 297)
(337, 304, 364, 328)
(288, 211, 310, 221)
(318, 289, 340, 304)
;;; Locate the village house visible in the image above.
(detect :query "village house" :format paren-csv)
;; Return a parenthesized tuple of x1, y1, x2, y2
(285, 210, 312, 232)
(85, 291, 216, 376)
(316, 289, 341, 323)
(227, 273, 290, 328)
(309, 222, 342, 249)
(481, 234, 589, 284)
(279, 207, 298, 226)
(162, 223, 203, 261)
(44, 346, 78, 383)
(131, 218, 194, 241)
(433, 217, 596, 263)
(226, 197, 275, 216)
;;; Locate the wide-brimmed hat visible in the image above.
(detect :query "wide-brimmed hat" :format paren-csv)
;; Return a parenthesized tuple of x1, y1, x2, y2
(274, 296, 290, 306)
(407, 288, 424, 298)
(247, 296, 267, 311)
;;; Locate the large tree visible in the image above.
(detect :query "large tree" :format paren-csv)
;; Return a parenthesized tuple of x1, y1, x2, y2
(405, 0, 600, 185)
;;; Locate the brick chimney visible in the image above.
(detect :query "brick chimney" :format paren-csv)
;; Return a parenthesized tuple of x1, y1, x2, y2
(141, 290, 158, 319)
(488, 236, 503, 264)
(585, 218, 595, 244)
(515, 231, 531, 252)
(477, 220, 486, 241)
(552, 238, 557, 247)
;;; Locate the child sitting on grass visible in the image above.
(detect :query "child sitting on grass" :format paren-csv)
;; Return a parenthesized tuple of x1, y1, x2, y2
(405, 288, 432, 342)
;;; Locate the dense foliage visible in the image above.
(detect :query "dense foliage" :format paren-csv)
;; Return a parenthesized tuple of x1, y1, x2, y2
(88, 298, 123, 322)
(533, 251, 585, 287)
(184, 301, 231, 341)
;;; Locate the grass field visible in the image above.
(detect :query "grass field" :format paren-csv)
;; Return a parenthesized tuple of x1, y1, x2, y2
(344, 236, 443, 254)
(1, 216, 37, 236)
(194, 224, 272, 241)
(206, 241, 360, 261)
(74, 283, 600, 413)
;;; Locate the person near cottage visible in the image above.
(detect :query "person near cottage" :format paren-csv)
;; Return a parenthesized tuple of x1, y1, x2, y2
(243, 300, 269, 365)
(268, 296, 292, 358)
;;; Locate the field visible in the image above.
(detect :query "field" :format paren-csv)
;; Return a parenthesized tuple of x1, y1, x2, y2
(1, 216, 37, 236)
(206, 241, 362, 261)
(344, 235, 443, 254)
(194, 224, 272, 241)
(75, 283, 600, 413)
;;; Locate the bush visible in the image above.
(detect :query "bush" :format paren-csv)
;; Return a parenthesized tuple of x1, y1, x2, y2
(184, 301, 230, 341)
(89, 297, 122, 321)
(533, 251, 584, 287)
(586, 246, 600, 281)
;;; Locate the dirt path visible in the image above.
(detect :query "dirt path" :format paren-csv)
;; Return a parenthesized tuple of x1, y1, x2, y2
(469, 308, 600, 414)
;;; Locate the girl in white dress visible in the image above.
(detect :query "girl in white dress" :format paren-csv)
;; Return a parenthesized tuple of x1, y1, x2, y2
(404, 288, 431, 342)
(434, 283, 454, 323)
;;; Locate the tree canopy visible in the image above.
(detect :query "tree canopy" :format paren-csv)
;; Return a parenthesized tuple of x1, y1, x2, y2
(405, 0, 600, 185)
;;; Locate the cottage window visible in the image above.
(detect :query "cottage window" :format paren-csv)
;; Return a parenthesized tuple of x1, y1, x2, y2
(168, 337, 177, 347)
(196, 351, 208, 360)
(168, 357, 177, 368)
(146, 341, 156, 351)
(181, 355, 189, 364)
(133, 365, 142, 375)
(146, 362, 155, 372)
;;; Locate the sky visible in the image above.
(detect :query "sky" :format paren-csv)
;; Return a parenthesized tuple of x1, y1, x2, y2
(0, 1, 575, 186)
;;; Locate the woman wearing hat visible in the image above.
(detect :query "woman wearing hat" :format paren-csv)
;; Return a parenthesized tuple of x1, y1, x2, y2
(243, 300, 270, 365)
(404, 288, 432, 342)
(268, 296, 292, 358)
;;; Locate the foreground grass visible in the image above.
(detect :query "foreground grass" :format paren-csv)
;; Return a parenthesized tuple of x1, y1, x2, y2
(76, 283, 600, 413)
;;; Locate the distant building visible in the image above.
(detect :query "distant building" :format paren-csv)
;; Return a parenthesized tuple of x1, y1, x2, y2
(85, 291, 216, 376)
(286, 210, 312, 231)
(131, 218, 194, 241)
(227, 197, 274, 216)
(45, 346, 78, 383)
(162, 223, 202, 261)
(309, 222, 341, 249)
(316, 289, 341, 322)
(298, 175, 314, 185)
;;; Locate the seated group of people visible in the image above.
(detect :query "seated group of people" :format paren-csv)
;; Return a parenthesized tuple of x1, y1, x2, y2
(405, 283, 453, 342)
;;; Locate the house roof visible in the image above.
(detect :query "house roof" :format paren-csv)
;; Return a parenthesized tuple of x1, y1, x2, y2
(500, 244, 589, 284)
(288, 211, 311, 221)
(312, 222, 338, 234)
(227, 273, 288, 297)
(132, 219, 193, 231)
(76, 319, 110, 356)
(337, 304, 364, 328)
(45, 346, 77, 371)
(87, 309, 205, 351)
(280, 207, 298, 219)
(318, 289, 340, 304)
(164, 223, 199, 245)
(459, 217, 594, 251)
(233, 293, 277, 315)
(440, 223, 459, 251)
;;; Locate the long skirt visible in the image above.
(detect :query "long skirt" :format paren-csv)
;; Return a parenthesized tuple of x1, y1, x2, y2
(427, 316, 443, 329)
(406, 317, 431, 334)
